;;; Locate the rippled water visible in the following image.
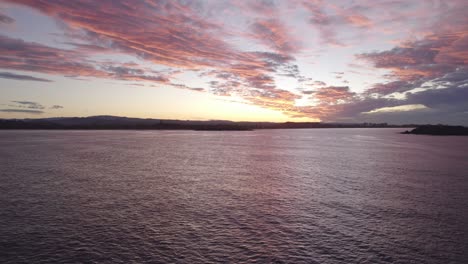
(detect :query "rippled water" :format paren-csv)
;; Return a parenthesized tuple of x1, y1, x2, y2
(1, 129, 468, 263)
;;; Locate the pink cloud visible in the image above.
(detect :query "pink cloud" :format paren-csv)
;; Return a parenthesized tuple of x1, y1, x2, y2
(250, 19, 300, 54)
(0, 35, 110, 77)
(345, 14, 372, 28)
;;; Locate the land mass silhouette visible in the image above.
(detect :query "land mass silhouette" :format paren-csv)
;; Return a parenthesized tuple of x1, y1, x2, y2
(402, 125, 468, 136)
(1, 116, 465, 132)
(0, 115, 409, 130)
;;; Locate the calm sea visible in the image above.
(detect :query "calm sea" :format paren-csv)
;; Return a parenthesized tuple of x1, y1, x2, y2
(1, 129, 467, 263)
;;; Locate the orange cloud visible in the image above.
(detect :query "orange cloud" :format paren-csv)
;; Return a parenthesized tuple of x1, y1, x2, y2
(311, 86, 355, 104)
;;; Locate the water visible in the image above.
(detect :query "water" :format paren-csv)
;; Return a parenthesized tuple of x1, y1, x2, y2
(1, 128, 467, 263)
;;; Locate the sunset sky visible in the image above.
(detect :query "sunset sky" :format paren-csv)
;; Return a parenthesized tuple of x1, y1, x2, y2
(1, 0, 467, 124)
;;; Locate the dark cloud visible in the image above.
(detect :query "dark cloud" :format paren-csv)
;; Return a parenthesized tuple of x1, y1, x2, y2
(357, 28, 468, 92)
(324, 85, 468, 124)
(354, 87, 468, 125)
(307, 80, 327, 87)
(344, 5, 468, 125)
(104, 66, 145, 76)
(11, 101, 45, 109)
(170, 83, 205, 92)
(0, 109, 44, 114)
(360, 110, 468, 126)
(126, 83, 145, 87)
(365, 81, 417, 96)
(63, 42, 113, 53)
(359, 45, 438, 69)
(252, 51, 294, 64)
(406, 86, 468, 112)
(0, 72, 52, 82)
(50, 105, 64, 109)
(2, 101, 63, 113)
(0, 13, 14, 24)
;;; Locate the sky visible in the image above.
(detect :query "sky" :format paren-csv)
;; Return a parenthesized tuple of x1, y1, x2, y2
(0, 0, 467, 124)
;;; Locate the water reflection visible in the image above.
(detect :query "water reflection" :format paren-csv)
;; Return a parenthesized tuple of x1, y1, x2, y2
(1, 129, 467, 263)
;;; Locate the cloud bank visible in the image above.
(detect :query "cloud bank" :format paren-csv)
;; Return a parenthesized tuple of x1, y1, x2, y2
(0, 0, 467, 124)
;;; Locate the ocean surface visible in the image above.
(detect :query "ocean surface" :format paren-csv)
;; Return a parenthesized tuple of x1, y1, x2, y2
(1, 128, 467, 263)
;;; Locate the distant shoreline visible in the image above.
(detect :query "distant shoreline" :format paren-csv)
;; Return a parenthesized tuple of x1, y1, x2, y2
(0, 115, 421, 131)
(0, 126, 408, 131)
